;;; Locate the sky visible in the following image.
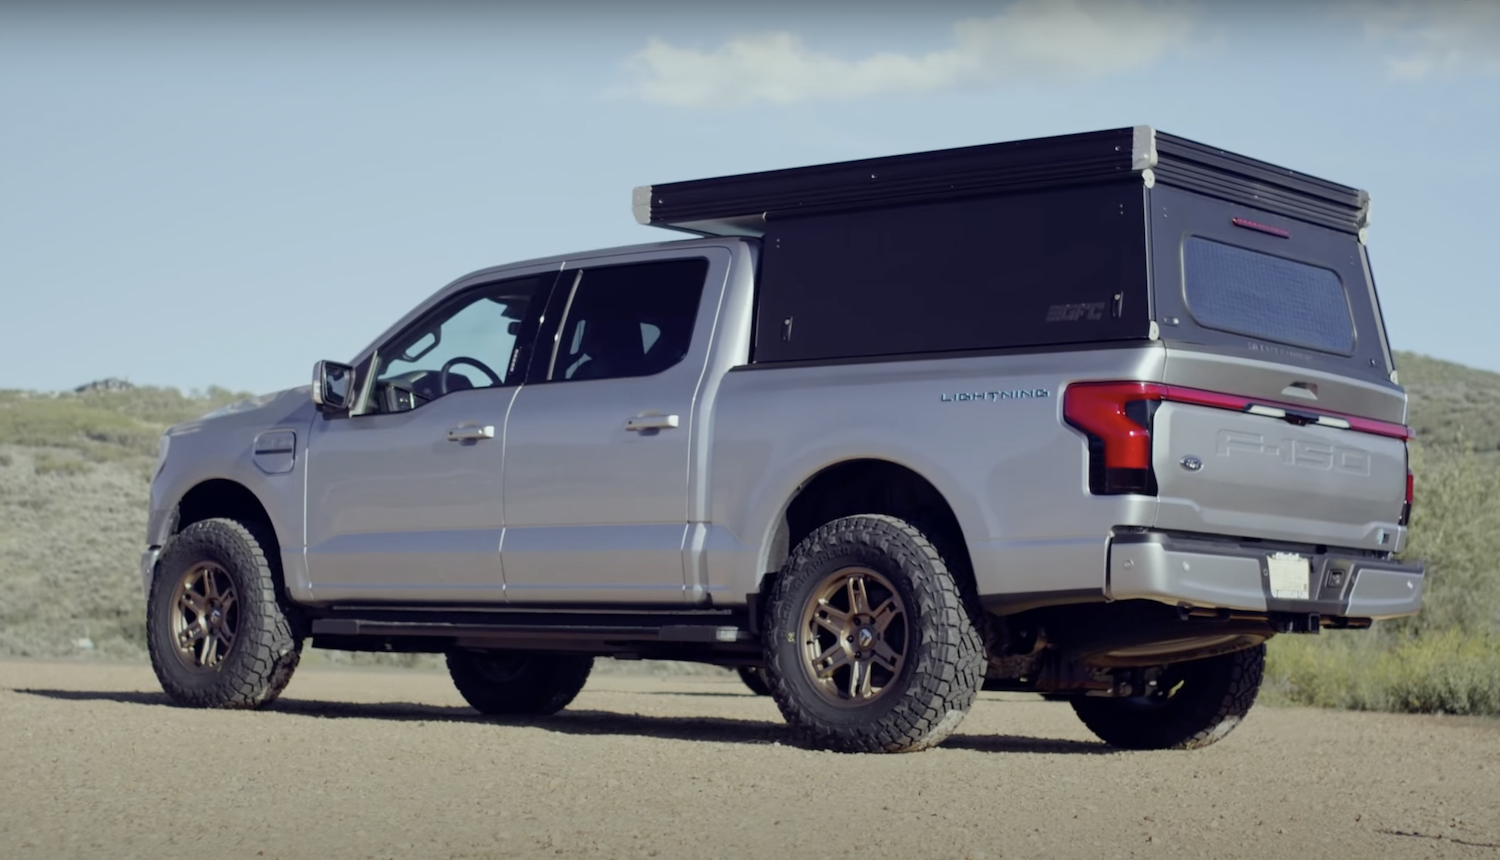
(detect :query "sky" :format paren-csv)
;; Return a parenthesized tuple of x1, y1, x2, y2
(2, 0, 1498, 395)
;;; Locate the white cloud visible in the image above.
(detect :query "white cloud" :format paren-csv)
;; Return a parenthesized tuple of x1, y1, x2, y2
(1349, 0, 1500, 78)
(619, 0, 1195, 108)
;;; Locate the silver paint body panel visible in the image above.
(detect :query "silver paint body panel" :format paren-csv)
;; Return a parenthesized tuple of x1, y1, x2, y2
(145, 386, 317, 601)
(703, 348, 1166, 601)
(1346, 568, 1425, 619)
(1151, 401, 1408, 552)
(1108, 540, 1269, 612)
(303, 386, 516, 603)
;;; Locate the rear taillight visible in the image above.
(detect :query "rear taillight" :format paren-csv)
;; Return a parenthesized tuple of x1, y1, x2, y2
(1064, 382, 1163, 495)
(1400, 468, 1414, 526)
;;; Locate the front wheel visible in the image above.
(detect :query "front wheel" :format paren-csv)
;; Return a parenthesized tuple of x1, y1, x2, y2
(147, 518, 301, 709)
(447, 651, 593, 716)
(1071, 644, 1266, 750)
(764, 515, 984, 753)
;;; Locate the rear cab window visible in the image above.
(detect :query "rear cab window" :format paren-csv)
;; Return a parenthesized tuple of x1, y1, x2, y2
(543, 258, 709, 383)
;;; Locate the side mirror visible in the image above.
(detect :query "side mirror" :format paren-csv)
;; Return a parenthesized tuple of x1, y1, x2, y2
(311, 360, 357, 414)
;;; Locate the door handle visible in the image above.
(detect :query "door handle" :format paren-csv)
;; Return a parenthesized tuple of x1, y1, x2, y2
(446, 424, 495, 442)
(625, 414, 680, 432)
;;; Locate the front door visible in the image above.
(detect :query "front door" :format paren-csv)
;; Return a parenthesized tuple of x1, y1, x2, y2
(303, 269, 555, 604)
(500, 251, 727, 604)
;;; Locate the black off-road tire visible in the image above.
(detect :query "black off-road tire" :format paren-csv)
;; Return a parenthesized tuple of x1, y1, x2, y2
(147, 518, 301, 709)
(764, 515, 984, 753)
(737, 666, 773, 696)
(1071, 644, 1266, 750)
(447, 651, 594, 716)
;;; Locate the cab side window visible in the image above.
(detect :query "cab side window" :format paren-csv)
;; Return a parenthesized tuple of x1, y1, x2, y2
(549, 259, 708, 383)
(367, 273, 549, 413)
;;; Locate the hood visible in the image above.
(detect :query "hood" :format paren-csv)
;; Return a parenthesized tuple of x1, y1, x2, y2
(167, 385, 316, 438)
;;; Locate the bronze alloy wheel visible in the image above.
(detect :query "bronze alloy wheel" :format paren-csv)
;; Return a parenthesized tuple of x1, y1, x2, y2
(169, 561, 239, 672)
(148, 518, 301, 709)
(798, 565, 909, 707)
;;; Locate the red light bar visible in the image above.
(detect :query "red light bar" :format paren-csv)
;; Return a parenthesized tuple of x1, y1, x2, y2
(1160, 384, 1410, 440)
(1231, 217, 1291, 239)
(1066, 381, 1412, 442)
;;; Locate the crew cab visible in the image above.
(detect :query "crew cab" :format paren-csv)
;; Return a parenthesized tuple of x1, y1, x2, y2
(141, 126, 1423, 752)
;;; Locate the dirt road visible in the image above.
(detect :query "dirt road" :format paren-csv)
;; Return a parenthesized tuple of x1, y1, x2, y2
(1, 660, 1496, 860)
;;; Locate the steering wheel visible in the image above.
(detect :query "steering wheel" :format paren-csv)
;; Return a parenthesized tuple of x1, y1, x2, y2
(439, 356, 503, 395)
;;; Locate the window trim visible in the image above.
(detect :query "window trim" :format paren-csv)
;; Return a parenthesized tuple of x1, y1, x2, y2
(545, 271, 584, 381)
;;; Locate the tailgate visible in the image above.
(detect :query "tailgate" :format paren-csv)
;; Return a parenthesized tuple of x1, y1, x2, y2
(1152, 400, 1408, 551)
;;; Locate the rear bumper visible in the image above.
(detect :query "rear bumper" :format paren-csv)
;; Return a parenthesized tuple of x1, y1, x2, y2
(1107, 531, 1424, 620)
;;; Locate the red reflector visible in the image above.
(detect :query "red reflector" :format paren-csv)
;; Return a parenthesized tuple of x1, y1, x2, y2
(1158, 385, 1253, 413)
(1344, 414, 1414, 441)
(1401, 469, 1414, 527)
(1231, 217, 1291, 239)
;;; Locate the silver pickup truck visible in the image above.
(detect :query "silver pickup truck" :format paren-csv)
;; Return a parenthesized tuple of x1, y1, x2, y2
(141, 127, 1423, 753)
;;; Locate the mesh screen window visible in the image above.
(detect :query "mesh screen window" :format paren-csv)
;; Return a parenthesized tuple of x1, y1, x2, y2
(1183, 237, 1354, 354)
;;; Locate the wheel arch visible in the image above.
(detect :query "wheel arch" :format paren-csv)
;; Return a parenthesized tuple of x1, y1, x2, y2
(758, 458, 978, 605)
(168, 479, 287, 590)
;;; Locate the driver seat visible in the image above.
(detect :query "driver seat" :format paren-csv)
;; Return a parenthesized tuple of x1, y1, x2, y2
(570, 318, 646, 381)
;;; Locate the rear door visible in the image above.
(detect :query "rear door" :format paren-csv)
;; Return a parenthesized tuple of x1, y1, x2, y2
(1147, 186, 1409, 552)
(499, 249, 728, 604)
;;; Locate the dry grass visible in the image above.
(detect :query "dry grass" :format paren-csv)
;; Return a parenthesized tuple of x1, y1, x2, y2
(0, 445, 153, 658)
(1266, 628, 1500, 716)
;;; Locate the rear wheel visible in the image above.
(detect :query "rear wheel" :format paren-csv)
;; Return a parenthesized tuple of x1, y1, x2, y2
(764, 515, 984, 753)
(147, 518, 301, 709)
(1071, 644, 1265, 750)
(447, 651, 593, 716)
(737, 666, 773, 696)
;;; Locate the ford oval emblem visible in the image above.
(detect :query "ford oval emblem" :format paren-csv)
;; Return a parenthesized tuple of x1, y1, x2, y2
(1180, 455, 1203, 472)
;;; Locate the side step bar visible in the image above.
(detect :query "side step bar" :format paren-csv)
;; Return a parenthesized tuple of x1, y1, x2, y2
(306, 608, 760, 660)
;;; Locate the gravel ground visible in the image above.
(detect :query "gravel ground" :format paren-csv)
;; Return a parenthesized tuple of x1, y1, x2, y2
(1, 659, 1497, 860)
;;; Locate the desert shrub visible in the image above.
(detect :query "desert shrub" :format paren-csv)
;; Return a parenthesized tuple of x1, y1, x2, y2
(1399, 351, 1500, 457)
(1391, 445, 1500, 636)
(0, 386, 248, 660)
(0, 397, 156, 456)
(33, 453, 92, 477)
(1265, 441, 1500, 716)
(0, 386, 250, 464)
(1267, 628, 1500, 716)
(70, 385, 249, 427)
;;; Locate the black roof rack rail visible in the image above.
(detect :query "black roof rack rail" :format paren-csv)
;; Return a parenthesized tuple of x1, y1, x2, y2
(634, 126, 1371, 237)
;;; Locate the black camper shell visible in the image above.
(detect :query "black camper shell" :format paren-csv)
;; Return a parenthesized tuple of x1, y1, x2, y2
(634, 126, 1395, 386)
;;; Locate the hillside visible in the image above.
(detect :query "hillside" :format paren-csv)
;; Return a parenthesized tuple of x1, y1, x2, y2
(1, 355, 1497, 707)
(0, 385, 249, 658)
(1398, 351, 1500, 456)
